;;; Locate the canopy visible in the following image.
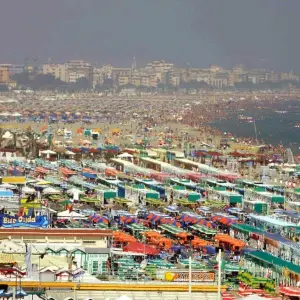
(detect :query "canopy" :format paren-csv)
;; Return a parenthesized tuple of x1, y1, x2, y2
(67, 188, 84, 195)
(117, 152, 133, 158)
(123, 241, 160, 255)
(35, 167, 48, 174)
(60, 167, 77, 176)
(2, 131, 13, 139)
(231, 224, 264, 235)
(279, 287, 300, 297)
(215, 234, 245, 247)
(246, 251, 300, 275)
(41, 150, 57, 155)
(22, 186, 36, 194)
(190, 224, 217, 235)
(65, 150, 75, 155)
(212, 215, 237, 226)
(43, 187, 61, 195)
(57, 210, 85, 219)
(89, 215, 108, 224)
(0, 183, 17, 189)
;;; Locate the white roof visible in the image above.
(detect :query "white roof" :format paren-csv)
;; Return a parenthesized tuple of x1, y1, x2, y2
(65, 150, 75, 155)
(41, 149, 57, 154)
(117, 152, 133, 158)
(57, 210, 85, 219)
(22, 186, 36, 194)
(2, 131, 13, 139)
(249, 214, 297, 227)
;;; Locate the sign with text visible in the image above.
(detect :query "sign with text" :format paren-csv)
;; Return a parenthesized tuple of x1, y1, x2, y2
(2, 176, 26, 184)
(0, 214, 49, 228)
(166, 271, 215, 282)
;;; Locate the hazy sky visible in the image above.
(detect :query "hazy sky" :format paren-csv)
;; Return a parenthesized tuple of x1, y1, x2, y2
(1, 0, 300, 71)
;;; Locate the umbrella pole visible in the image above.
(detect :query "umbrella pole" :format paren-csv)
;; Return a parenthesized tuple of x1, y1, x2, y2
(217, 248, 222, 300)
(188, 241, 192, 295)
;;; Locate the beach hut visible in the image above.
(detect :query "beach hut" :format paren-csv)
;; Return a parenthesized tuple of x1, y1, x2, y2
(169, 185, 201, 203)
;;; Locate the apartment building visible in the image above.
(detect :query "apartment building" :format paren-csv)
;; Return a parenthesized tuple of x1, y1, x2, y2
(0, 65, 9, 83)
(210, 72, 229, 89)
(65, 60, 93, 86)
(42, 64, 67, 82)
(131, 74, 141, 86)
(92, 67, 104, 88)
(141, 75, 150, 87)
(111, 68, 132, 86)
(9, 64, 24, 75)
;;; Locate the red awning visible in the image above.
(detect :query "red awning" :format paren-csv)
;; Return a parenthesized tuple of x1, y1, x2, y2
(123, 241, 160, 255)
(35, 167, 48, 174)
(82, 168, 97, 174)
(60, 167, 77, 176)
(279, 287, 300, 297)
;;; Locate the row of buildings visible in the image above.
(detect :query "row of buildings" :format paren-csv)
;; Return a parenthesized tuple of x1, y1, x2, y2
(0, 60, 299, 89)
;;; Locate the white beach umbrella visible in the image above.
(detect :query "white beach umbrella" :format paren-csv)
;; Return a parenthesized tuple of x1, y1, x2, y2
(42, 187, 60, 195)
(0, 183, 17, 189)
(22, 186, 36, 194)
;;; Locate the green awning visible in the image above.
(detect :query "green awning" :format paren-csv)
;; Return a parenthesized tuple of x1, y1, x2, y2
(246, 251, 300, 275)
(231, 223, 264, 234)
(222, 263, 247, 273)
(255, 187, 266, 192)
(104, 191, 117, 199)
(271, 196, 284, 203)
(254, 203, 268, 214)
(173, 185, 186, 190)
(25, 291, 45, 295)
(146, 192, 159, 199)
(188, 194, 201, 201)
(214, 186, 226, 191)
(190, 224, 217, 235)
(229, 195, 242, 204)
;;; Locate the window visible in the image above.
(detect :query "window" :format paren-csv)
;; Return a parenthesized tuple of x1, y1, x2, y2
(83, 260, 88, 270)
(92, 261, 98, 274)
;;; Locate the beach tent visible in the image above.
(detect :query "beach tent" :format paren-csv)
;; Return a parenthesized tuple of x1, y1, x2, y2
(41, 149, 57, 159)
(41, 150, 57, 155)
(57, 210, 85, 220)
(65, 150, 76, 156)
(2, 131, 13, 139)
(117, 152, 133, 159)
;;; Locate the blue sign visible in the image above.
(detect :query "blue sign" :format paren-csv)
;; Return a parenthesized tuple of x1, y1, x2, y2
(0, 214, 49, 228)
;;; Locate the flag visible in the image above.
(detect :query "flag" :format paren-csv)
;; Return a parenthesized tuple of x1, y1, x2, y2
(25, 243, 32, 278)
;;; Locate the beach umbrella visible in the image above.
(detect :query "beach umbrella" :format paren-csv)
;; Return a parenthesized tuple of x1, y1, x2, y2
(43, 187, 61, 195)
(67, 188, 84, 195)
(0, 183, 17, 189)
(22, 186, 36, 194)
